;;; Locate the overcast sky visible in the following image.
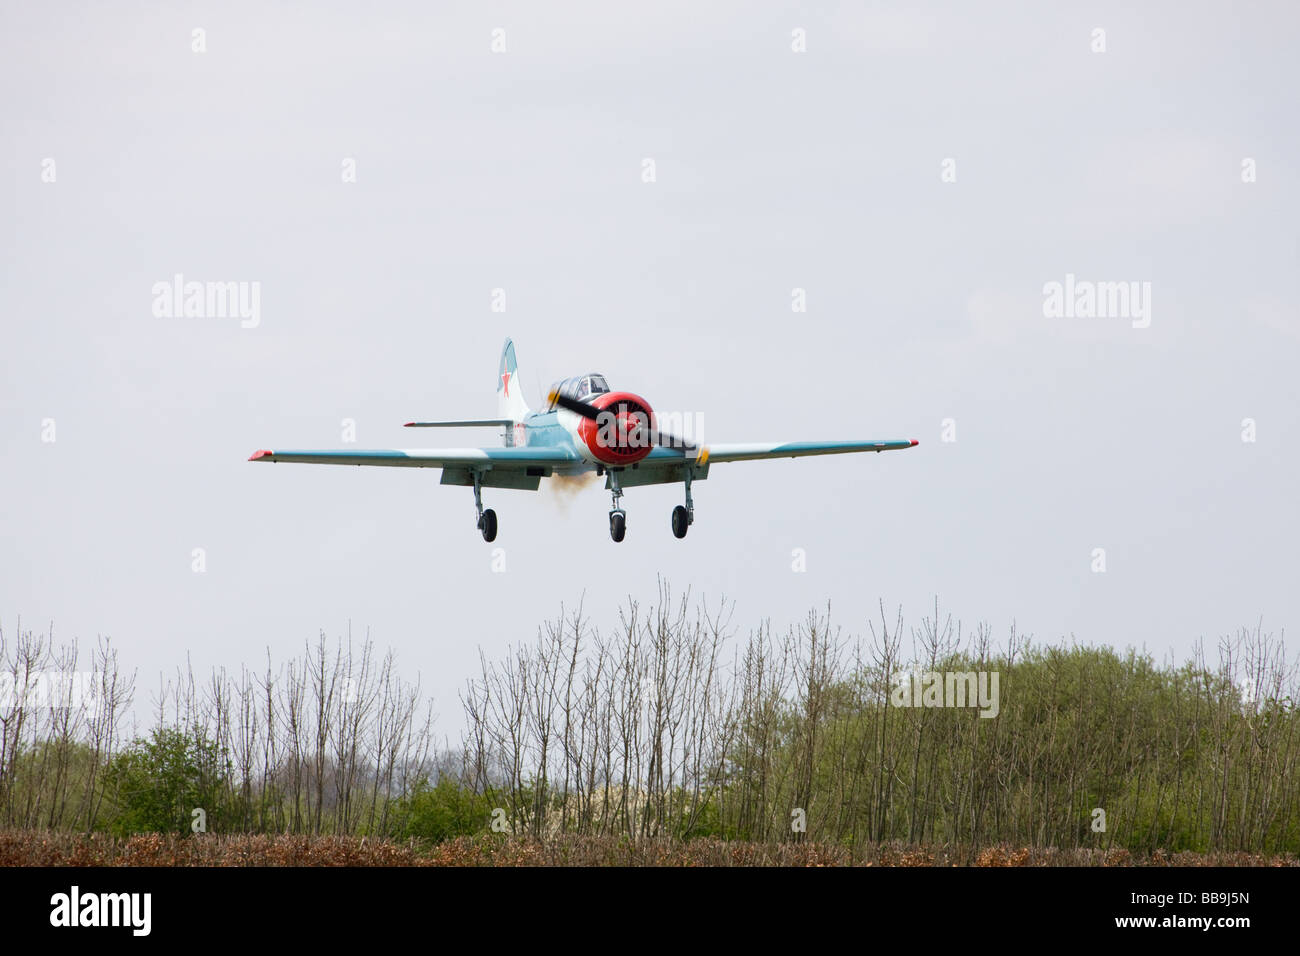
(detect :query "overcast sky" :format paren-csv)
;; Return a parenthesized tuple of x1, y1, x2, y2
(2, 2, 1296, 734)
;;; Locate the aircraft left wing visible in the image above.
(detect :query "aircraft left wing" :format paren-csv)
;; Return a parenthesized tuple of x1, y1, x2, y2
(611, 440, 917, 488)
(691, 439, 918, 464)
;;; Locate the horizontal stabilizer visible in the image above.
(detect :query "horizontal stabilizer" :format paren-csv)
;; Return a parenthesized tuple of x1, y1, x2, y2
(403, 419, 514, 428)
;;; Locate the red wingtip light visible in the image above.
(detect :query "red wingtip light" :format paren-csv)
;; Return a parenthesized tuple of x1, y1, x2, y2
(910, 439, 919, 446)
(249, 449, 273, 461)
(403, 422, 416, 427)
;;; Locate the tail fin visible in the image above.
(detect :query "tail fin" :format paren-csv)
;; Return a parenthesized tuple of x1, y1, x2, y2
(497, 338, 531, 424)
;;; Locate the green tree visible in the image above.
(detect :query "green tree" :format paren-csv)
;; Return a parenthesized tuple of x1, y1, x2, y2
(393, 777, 495, 843)
(102, 727, 234, 836)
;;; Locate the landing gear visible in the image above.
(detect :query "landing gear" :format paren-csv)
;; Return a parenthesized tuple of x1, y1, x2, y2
(608, 468, 626, 542)
(472, 472, 498, 542)
(671, 468, 696, 539)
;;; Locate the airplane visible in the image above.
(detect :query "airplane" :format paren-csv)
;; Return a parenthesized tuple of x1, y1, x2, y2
(248, 339, 919, 542)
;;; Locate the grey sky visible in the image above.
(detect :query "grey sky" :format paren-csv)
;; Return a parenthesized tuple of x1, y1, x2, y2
(2, 2, 1296, 733)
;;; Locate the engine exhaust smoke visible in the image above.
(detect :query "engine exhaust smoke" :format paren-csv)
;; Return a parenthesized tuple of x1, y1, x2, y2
(547, 472, 601, 514)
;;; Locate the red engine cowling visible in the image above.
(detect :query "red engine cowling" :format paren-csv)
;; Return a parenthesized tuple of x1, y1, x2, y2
(577, 392, 656, 466)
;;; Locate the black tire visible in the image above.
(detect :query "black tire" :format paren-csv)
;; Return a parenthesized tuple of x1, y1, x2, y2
(481, 508, 498, 542)
(671, 505, 689, 539)
(609, 511, 626, 543)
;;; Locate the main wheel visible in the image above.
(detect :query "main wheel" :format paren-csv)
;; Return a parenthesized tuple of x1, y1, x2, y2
(609, 511, 626, 542)
(480, 508, 498, 542)
(671, 505, 689, 539)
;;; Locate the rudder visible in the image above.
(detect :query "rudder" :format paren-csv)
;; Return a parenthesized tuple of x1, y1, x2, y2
(497, 338, 530, 424)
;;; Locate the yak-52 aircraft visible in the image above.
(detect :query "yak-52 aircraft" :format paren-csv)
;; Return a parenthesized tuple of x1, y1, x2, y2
(249, 339, 918, 542)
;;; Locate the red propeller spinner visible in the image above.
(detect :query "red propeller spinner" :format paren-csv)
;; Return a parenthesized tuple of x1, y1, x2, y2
(576, 391, 656, 466)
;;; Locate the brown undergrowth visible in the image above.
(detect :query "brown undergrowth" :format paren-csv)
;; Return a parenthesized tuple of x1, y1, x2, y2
(1, 830, 1294, 867)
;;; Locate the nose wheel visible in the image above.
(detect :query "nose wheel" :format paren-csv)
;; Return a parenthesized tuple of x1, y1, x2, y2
(607, 469, 628, 542)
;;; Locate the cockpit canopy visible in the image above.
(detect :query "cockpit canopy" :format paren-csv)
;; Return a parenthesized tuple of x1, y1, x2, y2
(547, 373, 609, 410)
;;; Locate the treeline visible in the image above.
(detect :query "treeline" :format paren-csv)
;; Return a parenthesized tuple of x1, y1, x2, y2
(1, 592, 1296, 854)
(0, 623, 438, 838)
(460, 589, 1298, 854)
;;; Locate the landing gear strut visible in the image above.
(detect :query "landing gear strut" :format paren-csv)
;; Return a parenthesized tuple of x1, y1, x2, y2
(473, 472, 497, 542)
(608, 469, 626, 542)
(671, 467, 696, 539)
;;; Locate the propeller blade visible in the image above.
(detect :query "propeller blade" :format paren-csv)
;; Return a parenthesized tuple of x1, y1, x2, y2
(649, 428, 700, 454)
(548, 391, 603, 421)
(645, 424, 708, 462)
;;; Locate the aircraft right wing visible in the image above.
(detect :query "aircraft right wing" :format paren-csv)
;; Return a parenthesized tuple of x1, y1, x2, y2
(248, 447, 581, 468)
(248, 446, 583, 490)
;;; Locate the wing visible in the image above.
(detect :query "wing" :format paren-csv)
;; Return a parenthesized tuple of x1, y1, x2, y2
(693, 439, 918, 464)
(613, 440, 917, 488)
(248, 446, 583, 490)
(248, 447, 580, 467)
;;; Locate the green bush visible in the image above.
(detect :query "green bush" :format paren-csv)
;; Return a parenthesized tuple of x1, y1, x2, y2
(393, 777, 495, 843)
(102, 727, 235, 836)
